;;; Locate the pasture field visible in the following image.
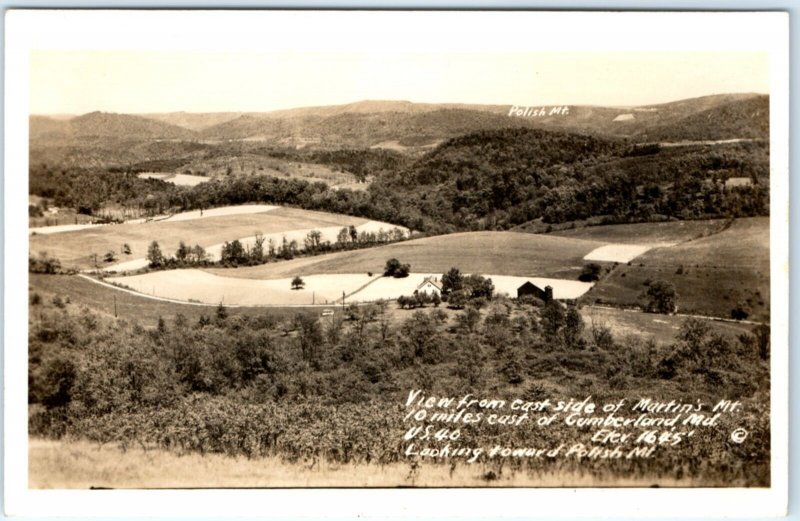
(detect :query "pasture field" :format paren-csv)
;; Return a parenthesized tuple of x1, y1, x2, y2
(28, 274, 315, 325)
(160, 204, 278, 222)
(583, 244, 667, 263)
(585, 218, 770, 321)
(29, 223, 105, 235)
(580, 305, 755, 345)
(107, 270, 376, 306)
(29, 205, 366, 269)
(206, 231, 606, 281)
(550, 219, 728, 245)
(29, 438, 700, 489)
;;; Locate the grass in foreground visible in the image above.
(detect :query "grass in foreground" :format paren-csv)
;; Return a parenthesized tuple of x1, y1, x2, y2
(29, 437, 707, 489)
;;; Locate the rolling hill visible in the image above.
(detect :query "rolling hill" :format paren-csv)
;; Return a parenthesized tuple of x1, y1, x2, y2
(32, 93, 769, 149)
(29, 93, 770, 229)
(30, 111, 197, 141)
(637, 95, 769, 142)
(584, 217, 770, 321)
(141, 111, 245, 131)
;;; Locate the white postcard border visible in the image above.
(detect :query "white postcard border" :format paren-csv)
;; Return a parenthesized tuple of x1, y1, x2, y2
(4, 10, 790, 518)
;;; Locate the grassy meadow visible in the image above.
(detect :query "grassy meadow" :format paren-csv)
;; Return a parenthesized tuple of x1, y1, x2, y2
(205, 231, 606, 281)
(28, 273, 316, 324)
(30, 206, 366, 270)
(580, 304, 754, 345)
(585, 218, 770, 322)
(549, 219, 728, 245)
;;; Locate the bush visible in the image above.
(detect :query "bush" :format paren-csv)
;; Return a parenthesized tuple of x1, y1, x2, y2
(29, 252, 62, 274)
(578, 263, 602, 282)
(448, 290, 468, 309)
(731, 302, 750, 320)
(384, 258, 411, 278)
(384, 258, 401, 276)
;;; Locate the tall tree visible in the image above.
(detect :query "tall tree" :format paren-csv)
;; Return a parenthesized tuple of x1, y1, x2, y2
(642, 280, 679, 314)
(441, 267, 464, 296)
(147, 241, 164, 267)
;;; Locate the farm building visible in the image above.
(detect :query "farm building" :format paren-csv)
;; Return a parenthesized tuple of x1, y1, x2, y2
(417, 276, 443, 296)
(517, 281, 553, 302)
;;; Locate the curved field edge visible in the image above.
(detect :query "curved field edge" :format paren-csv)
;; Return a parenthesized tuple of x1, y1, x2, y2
(29, 274, 318, 324)
(29, 205, 369, 270)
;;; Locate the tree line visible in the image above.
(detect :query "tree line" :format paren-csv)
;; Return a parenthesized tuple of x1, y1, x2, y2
(141, 226, 409, 271)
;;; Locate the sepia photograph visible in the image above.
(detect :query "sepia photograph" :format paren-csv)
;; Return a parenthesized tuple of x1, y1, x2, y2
(4, 8, 790, 518)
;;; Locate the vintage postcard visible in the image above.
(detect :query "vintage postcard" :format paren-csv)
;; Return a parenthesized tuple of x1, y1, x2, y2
(4, 9, 789, 518)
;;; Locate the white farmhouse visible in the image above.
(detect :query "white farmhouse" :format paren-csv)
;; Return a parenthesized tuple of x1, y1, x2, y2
(416, 276, 443, 296)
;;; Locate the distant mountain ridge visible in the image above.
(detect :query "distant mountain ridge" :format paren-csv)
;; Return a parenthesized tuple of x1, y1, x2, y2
(31, 111, 196, 141)
(30, 93, 769, 165)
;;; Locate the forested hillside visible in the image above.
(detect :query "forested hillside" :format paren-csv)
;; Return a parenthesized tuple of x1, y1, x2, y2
(638, 96, 769, 142)
(30, 127, 770, 233)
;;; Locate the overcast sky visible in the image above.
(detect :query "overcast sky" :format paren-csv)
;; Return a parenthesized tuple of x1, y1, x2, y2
(30, 50, 769, 115)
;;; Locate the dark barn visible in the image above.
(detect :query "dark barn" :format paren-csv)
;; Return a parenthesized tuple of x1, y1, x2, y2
(517, 281, 553, 302)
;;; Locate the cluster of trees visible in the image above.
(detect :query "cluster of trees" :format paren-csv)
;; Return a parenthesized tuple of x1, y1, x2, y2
(383, 258, 411, 278)
(263, 147, 408, 182)
(29, 202, 46, 218)
(731, 301, 752, 321)
(139, 226, 408, 272)
(28, 252, 64, 274)
(578, 263, 603, 282)
(397, 291, 441, 309)
(146, 241, 209, 269)
(372, 131, 769, 231)
(440, 268, 495, 308)
(29, 165, 182, 216)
